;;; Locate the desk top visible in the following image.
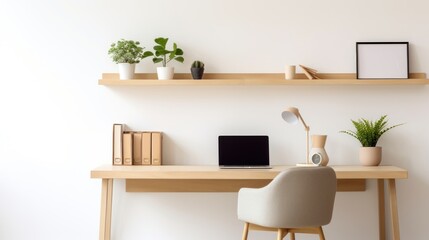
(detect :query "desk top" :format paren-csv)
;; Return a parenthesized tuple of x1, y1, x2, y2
(91, 165, 408, 180)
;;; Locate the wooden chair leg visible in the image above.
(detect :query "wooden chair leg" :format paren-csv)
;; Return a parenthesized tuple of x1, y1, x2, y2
(290, 232, 295, 240)
(242, 222, 249, 240)
(277, 228, 284, 240)
(317, 226, 325, 240)
(281, 229, 288, 239)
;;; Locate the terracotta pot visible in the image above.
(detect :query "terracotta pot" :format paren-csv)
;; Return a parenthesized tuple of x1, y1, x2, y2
(359, 147, 382, 166)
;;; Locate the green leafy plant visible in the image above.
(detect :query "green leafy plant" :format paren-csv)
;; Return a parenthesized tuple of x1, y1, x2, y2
(191, 60, 204, 68)
(108, 39, 153, 64)
(340, 115, 403, 147)
(151, 37, 184, 67)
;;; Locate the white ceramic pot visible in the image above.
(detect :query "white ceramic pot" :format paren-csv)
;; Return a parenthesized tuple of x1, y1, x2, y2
(309, 148, 329, 166)
(157, 67, 174, 80)
(118, 63, 135, 80)
(359, 147, 382, 166)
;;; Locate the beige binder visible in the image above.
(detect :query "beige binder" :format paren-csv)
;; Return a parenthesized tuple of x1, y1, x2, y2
(142, 132, 152, 165)
(151, 132, 162, 165)
(123, 132, 133, 165)
(132, 132, 142, 165)
(112, 124, 124, 165)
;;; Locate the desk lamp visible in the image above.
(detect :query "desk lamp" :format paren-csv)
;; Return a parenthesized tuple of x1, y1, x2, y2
(281, 107, 312, 166)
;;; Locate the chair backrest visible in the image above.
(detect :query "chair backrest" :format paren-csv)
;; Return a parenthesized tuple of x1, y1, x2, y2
(262, 167, 336, 228)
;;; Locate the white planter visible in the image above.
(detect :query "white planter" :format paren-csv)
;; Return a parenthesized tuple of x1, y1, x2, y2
(309, 148, 329, 166)
(118, 63, 135, 80)
(157, 67, 174, 80)
(359, 147, 382, 166)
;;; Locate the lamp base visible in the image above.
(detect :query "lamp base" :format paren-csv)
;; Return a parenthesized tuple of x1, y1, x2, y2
(296, 163, 319, 167)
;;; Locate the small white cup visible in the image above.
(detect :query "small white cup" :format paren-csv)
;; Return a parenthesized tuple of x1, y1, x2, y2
(285, 65, 296, 80)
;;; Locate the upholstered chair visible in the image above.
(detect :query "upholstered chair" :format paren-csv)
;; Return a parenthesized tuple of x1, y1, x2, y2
(237, 167, 336, 240)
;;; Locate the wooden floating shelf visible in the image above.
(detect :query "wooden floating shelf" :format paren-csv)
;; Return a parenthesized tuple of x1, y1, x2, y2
(98, 73, 429, 86)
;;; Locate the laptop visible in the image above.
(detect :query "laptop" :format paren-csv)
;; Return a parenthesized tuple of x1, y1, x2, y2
(218, 135, 271, 169)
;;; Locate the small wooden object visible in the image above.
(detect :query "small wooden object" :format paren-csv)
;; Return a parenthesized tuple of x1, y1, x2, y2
(300, 65, 321, 79)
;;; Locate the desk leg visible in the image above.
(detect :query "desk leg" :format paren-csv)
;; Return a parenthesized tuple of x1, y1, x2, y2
(388, 179, 400, 240)
(377, 179, 386, 240)
(99, 179, 113, 240)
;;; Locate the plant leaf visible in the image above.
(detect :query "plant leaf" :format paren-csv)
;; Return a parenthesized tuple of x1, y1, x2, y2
(152, 58, 163, 64)
(143, 51, 154, 57)
(175, 56, 184, 63)
(175, 48, 184, 55)
(340, 115, 403, 147)
(153, 45, 164, 51)
(154, 37, 168, 48)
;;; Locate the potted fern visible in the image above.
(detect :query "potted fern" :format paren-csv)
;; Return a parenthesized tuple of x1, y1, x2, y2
(108, 39, 153, 80)
(150, 37, 184, 80)
(191, 60, 205, 79)
(340, 115, 403, 166)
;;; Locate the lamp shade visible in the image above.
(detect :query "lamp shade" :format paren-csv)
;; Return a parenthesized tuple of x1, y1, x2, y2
(281, 107, 300, 124)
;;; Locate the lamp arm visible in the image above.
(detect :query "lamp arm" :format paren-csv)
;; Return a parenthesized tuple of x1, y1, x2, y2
(298, 114, 310, 131)
(305, 127, 309, 164)
(298, 114, 310, 164)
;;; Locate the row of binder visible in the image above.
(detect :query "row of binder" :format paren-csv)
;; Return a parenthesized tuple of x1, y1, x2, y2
(112, 124, 162, 165)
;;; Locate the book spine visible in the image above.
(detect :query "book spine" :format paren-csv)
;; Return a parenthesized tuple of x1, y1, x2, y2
(142, 132, 152, 165)
(123, 132, 133, 165)
(151, 132, 162, 165)
(133, 132, 142, 165)
(112, 124, 124, 165)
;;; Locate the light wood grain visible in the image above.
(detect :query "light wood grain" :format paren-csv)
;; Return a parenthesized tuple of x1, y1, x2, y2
(125, 178, 365, 192)
(98, 73, 428, 86)
(389, 179, 401, 240)
(91, 165, 408, 180)
(99, 179, 113, 240)
(242, 222, 249, 240)
(378, 180, 386, 240)
(92, 165, 407, 240)
(247, 224, 325, 240)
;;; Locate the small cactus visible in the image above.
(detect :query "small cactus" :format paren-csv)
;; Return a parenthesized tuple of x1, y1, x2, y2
(191, 60, 204, 68)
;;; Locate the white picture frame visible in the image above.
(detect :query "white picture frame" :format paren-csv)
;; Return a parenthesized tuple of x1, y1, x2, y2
(356, 42, 409, 79)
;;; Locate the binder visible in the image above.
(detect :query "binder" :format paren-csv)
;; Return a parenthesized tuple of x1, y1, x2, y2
(112, 124, 124, 165)
(123, 132, 133, 165)
(133, 132, 142, 165)
(151, 132, 162, 165)
(142, 132, 152, 165)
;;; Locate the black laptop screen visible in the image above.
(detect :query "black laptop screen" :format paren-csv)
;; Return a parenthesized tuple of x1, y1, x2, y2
(218, 135, 269, 166)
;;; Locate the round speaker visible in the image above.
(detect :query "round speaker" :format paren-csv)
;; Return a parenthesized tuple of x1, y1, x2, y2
(310, 152, 323, 165)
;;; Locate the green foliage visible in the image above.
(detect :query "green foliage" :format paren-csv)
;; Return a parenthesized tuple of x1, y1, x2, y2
(108, 39, 153, 64)
(340, 115, 403, 147)
(150, 37, 184, 67)
(191, 60, 204, 68)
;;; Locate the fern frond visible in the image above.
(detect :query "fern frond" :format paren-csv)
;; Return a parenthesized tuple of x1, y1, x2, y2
(340, 115, 403, 147)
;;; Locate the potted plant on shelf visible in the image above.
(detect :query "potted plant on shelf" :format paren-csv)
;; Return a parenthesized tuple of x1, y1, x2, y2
(108, 39, 153, 80)
(150, 37, 184, 80)
(190, 60, 205, 79)
(340, 115, 403, 166)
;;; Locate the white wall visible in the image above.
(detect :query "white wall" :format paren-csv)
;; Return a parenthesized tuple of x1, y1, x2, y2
(1, 0, 428, 239)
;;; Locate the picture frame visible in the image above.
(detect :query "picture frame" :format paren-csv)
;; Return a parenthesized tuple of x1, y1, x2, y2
(356, 42, 409, 79)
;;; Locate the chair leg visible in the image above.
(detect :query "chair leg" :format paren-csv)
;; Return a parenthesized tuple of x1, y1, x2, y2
(290, 232, 295, 240)
(317, 226, 325, 240)
(277, 228, 284, 240)
(242, 222, 249, 240)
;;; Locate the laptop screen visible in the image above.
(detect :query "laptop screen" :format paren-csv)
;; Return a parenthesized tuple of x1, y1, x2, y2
(218, 135, 269, 166)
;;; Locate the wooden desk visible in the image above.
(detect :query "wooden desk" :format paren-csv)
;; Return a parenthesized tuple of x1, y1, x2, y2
(91, 165, 407, 240)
